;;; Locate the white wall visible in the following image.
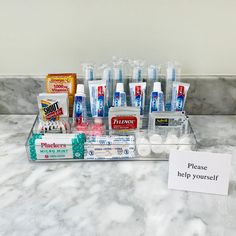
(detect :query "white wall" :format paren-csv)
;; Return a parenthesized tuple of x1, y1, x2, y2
(0, 0, 236, 74)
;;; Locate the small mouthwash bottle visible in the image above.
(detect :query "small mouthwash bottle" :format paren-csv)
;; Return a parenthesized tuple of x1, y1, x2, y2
(149, 82, 165, 113)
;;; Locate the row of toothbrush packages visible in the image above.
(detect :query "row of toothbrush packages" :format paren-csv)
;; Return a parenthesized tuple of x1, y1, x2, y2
(29, 58, 192, 161)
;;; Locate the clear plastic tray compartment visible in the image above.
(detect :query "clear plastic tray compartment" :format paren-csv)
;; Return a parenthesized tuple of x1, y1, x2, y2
(25, 115, 197, 162)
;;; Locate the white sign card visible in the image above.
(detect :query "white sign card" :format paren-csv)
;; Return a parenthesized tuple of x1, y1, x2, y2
(168, 150, 231, 195)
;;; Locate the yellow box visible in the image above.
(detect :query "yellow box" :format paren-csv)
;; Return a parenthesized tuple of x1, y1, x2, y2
(45, 73, 77, 96)
(45, 73, 77, 111)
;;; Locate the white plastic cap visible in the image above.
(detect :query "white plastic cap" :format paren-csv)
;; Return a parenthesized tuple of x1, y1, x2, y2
(153, 82, 161, 92)
(116, 83, 124, 92)
(76, 84, 85, 94)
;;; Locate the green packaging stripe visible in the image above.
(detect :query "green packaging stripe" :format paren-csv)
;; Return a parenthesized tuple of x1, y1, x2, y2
(29, 144, 37, 161)
(72, 144, 84, 159)
(28, 134, 43, 145)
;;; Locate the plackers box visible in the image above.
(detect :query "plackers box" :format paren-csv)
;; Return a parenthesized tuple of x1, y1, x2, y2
(108, 107, 140, 135)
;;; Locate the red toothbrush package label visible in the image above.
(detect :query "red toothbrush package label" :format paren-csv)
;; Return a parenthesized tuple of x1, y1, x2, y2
(111, 116, 138, 130)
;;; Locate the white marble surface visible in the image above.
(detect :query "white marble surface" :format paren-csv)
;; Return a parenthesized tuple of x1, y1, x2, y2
(0, 115, 236, 236)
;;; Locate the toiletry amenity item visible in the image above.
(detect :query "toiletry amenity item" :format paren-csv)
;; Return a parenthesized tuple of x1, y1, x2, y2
(113, 67, 123, 82)
(113, 83, 127, 107)
(129, 82, 146, 116)
(76, 122, 89, 135)
(149, 82, 165, 113)
(132, 66, 142, 82)
(90, 123, 105, 136)
(83, 63, 94, 81)
(37, 93, 69, 121)
(86, 135, 135, 145)
(37, 120, 69, 134)
(45, 73, 77, 115)
(29, 133, 85, 141)
(73, 84, 87, 124)
(164, 133, 179, 151)
(136, 137, 151, 157)
(148, 65, 159, 81)
(171, 82, 190, 112)
(84, 144, 135, 159)
(165, 62, 180, 111)
(113, 57, 123, 82)
(29, 133, 85, 160)
(88, 80, 107, 123)
(149, 134, 164, 154)
(130, 59, 144, 82)
(165, 133, 179, 144)
(102, 66, 113, 108)
(109, 107, 140, 134)
(83, 63, 95, 115)
(148, 111, 188, 130)
(45, 73, 77, 94)
(85, 135, 135, 159)
(75, 122, 104, 135)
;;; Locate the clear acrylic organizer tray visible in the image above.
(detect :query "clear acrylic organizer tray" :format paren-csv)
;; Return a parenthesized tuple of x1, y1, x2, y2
(25, 113, 198, 162)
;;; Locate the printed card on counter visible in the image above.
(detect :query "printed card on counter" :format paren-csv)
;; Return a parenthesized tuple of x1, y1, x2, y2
(168, 150, 231, 195)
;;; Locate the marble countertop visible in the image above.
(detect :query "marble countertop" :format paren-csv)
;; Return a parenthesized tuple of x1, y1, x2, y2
(0, 115, 236, 236)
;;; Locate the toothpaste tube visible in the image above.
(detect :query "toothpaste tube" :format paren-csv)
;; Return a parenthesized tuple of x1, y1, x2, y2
(129, 82, 146, 116)
(45, 73, 77, 95)
(37, 93, 69, 121)
(171, 82, 190, 111)
(29, 135, 85, 160)
(73, 84, 87, 124)
(88, 80, 107, 121)
(149, 82, 165, 113)
(112, 83, 127, 107)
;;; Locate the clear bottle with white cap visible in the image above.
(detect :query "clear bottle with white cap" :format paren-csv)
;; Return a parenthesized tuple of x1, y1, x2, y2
(112, 83, 127, 107)
(73, 84, 87, 124)
(149, 82, 165, 113)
